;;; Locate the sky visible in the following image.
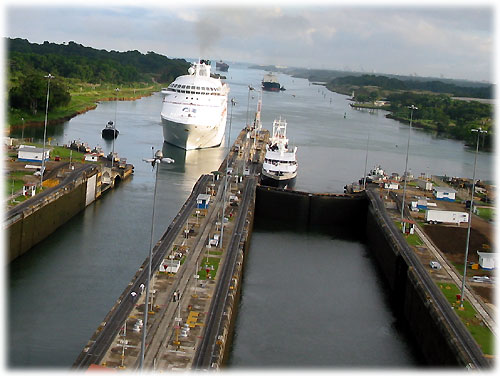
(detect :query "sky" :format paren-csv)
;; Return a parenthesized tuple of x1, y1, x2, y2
(1, 1, 497, 83)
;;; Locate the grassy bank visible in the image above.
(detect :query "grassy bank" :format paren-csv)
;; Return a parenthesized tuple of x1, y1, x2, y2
(438, 283, 494, 355)
(7, 82, 162, 129)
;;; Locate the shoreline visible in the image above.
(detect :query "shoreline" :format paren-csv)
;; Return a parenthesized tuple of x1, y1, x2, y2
(8, 90, 158, 131)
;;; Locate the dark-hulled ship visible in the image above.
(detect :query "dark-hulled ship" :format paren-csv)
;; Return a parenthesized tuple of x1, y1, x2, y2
(262, 72, 285, 91)
(216, 60, 229, 72)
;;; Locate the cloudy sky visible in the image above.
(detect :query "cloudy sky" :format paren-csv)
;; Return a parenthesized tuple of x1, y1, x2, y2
(3, 1, 496, 82)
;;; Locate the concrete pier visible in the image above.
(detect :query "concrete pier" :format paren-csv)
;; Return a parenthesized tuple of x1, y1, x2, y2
(73, 125, 491, 370)
(6, 161, 134, 262)
(73, 126, 268, 370)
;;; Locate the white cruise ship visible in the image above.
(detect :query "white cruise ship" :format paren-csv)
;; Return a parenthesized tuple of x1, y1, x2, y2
(261, 117, 298, 188)
(160, 60, 229, 150)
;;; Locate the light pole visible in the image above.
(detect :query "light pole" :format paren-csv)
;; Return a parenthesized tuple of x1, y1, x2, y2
(21, 117, 25, 140)
(400, 104, 417, 233)
(362, 134, 370, 190)
(459, 127, 487, 308)
(139, 147, 174, 369)
(40, 73, 54, 187)
(112, 88, 119, 166)
(220, 98, 236, 248)
(245, 85, 254, 127)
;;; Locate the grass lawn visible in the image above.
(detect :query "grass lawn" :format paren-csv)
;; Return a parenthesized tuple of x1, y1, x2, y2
(198, 257, 221, 280)
(394, 221, 424, 246)
(476, 207, 494, 221)
(437, 283, 494, 355)
(6, 171, 32, 196)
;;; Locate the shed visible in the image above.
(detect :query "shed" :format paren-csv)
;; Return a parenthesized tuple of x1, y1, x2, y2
(84, 153, 99, 162)
(477, 251, 496, 270)
(384, 181, 399, 190)
(159, 259, 180, 273)
(17, 145, 51, 163)
(196, 193, 211, 209)
(417, 179, 433, 191)
(22, 183, 36, 197)
(433, 187, 456, 201)
(417, 199, 428, 210)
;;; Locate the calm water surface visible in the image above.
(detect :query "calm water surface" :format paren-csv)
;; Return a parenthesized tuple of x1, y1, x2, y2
(7, 64, 493, 368)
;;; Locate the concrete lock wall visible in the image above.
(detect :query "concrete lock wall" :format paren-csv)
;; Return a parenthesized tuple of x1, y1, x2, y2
(252, 186, 484, 367)
(7, 178, 88, 262)
(255, 186, 368, 235)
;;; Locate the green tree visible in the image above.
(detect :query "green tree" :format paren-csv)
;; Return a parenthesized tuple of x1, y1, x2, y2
(9, 73, 70, 115)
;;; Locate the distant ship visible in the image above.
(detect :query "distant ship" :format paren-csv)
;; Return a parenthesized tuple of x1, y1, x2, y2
(216, 60, 229, 72)
(261, 117, 298, 188)
(262, 72, 285, 92)
(101, 121, 119, 139)
(160, 60, 229, 150)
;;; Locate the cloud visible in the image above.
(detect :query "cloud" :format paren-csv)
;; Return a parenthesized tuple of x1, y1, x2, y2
(3, 4, 494, 81)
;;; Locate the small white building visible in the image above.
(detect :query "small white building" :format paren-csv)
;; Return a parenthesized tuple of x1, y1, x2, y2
(477, 252, 496, 270)
(384, 181, 399, 190)
(159, 259, 180, 273)
(433, 187, 457, 202)
(22, 183, 36, 197)
(84, 153, 99, 162)
(17, 145, 51, 163)
(196, 193, 211, 209)
(417, 179, 433, 191)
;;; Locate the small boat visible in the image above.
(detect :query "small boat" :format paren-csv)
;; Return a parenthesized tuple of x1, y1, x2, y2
(102, 121, 119, 139)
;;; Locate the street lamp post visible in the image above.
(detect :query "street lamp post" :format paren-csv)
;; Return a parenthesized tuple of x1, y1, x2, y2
(220, 98, 236, 248)
(40, 73, 54, 187)
(362, 134, 370, 190)
(400, 104, 417, 233)
(21, 117, 25, 140)
(245, 85, 254, 127)
(112, 88, 119, 167)
(139, 148, 174, 370)
(459, 127, 487, 308)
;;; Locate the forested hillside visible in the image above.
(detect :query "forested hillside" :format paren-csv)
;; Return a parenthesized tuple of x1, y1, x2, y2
(330, 74, 492, 99)
(7, 38, 189, 84)
(6, 38, 191, 126)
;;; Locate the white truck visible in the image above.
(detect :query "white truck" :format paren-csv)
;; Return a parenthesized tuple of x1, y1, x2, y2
(425, 210, 469, 224)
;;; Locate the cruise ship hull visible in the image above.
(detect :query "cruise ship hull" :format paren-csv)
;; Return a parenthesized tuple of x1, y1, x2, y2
(161, 113, 227, 150)
(260, 170, 297, 189)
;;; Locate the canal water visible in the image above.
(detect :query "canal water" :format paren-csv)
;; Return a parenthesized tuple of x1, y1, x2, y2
(7, 64, 493, 369)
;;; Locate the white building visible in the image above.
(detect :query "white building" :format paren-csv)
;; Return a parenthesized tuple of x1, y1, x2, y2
(433, 187, 457, 201)
(417, 179, 433, 191)
(159, 259, 180, 273)
(84, 153, 99, 162)
(477, 252, 496, 270)
(384, 181, 399, 190)
(17, 145, 51, 163)
(22, 183, 36, 197)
